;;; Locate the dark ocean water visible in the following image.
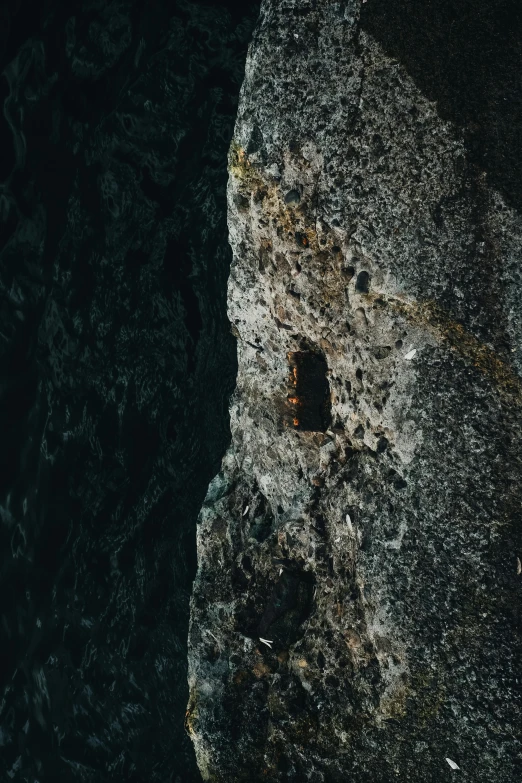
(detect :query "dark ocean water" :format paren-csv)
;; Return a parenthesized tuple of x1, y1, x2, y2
(0, 1, 259, 780)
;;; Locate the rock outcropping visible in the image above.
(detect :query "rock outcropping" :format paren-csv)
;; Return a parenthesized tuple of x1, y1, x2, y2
(188, 1, 522, 780)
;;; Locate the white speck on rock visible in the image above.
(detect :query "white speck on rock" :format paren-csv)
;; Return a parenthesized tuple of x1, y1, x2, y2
(445, 758, 460, 770)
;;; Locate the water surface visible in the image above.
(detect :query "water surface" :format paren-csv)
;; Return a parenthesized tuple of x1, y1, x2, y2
(0, 1, 259, 780)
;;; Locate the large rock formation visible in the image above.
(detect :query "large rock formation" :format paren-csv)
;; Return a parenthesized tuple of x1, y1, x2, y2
(188, 1, 522, 780)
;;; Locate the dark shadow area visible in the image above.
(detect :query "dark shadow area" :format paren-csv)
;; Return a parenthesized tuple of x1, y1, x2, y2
(0, 1, 260, 781)
(362, 0, 522, 213)
(234, 564, 315, 649)
(257, 568, 316, 648)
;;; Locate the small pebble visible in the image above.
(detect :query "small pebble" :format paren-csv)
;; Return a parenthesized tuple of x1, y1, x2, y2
(445, 758, 459, 770)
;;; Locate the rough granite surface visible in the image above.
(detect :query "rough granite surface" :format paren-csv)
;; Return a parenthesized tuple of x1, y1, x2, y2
(188, 1, 522, 781)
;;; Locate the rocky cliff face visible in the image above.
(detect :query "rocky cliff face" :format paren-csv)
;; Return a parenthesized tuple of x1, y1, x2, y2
(188, 1, 522, 781)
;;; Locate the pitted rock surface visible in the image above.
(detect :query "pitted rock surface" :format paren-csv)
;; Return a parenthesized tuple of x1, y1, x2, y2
(188, 1, 522, 781)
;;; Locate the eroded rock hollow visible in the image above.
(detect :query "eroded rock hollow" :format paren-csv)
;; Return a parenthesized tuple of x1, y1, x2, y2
(188, 1, 522, 780)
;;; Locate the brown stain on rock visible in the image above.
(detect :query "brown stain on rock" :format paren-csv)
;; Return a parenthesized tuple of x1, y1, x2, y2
(229, 143, 319, 252)
(365, 291, 522, 405)
(231, 142, 521, 407)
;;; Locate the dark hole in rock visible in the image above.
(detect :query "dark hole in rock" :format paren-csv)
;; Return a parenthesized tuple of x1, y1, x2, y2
(254, 187, 268, 204)
(249, 491, 274, 543)
(246, 123, 265, 156)
(287, 350, 331, 431)
(344, 445, 356, 461)
(373, 345, 392, 360)
(394, 478, 408, 491)
(232, 565, 249, 592)
(294, 231, 309, 248)
(355, 270, 370, 293)
(284, 189, 301, 205)
(256, 568, 316, 648)
(250, 516, 273, 543)
(235, 193, 250, 211)
(377, 436, 388, 453)
(354, 424, 365, 439)
(356, 368, 363, 380)
(359, 531, 371, 552)
(395, 339, 403, 349)
(342, 265, 355, 281)
(326, 675, 340, 688)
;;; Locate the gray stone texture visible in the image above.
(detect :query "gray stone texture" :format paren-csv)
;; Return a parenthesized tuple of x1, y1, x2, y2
(188, 1, 522, 781)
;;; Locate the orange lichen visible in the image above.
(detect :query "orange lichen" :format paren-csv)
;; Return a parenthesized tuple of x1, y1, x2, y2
(229, 141, 322, 257)
(253, 660, 271, 678)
